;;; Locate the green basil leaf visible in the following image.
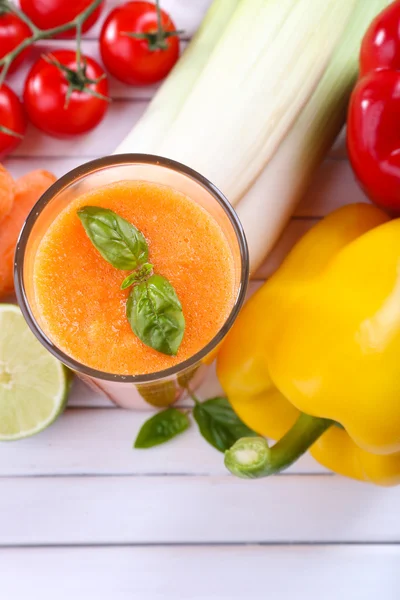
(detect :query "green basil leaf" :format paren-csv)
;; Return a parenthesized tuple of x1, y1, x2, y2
(134, 408, 190, 448)
(193, 397, 258, 453)
(77, 206, 149, 270)
(121, 263, 153, 290)
(127, 274, 185, 356)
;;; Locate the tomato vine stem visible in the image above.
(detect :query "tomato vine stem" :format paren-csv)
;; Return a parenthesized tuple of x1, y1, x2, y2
(0, 0, 103, 85)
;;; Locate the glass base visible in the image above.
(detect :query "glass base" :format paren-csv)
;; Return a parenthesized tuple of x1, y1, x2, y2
(77, 363, 207, 410)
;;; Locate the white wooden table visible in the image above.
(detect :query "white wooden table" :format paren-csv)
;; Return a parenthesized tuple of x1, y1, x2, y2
(1, 2, 400, 598)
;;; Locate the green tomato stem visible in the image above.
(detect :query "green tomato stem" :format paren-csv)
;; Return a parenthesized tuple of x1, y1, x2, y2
(155, 0, 164, 43)
(3, 2, 39, 34)
(0, 124, 24, 139)
(0, 0, 103, 85)
(43, 53, 109, 108)
(224, 412, 333, 479)
(75, 22, 83, 73)
(122, 0, 183, 52)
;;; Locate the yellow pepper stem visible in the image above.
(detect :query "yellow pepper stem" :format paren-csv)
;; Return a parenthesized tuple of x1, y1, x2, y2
(224, 412, 332, 478)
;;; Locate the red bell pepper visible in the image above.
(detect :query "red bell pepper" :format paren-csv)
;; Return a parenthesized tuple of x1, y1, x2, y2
(348, 1, 400, 214)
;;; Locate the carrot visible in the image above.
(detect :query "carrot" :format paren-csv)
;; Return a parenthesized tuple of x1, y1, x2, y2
(0, 169, 56, 297)
(0, 165, 14, 224)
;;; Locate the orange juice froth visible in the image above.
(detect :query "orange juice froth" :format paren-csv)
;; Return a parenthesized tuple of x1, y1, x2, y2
(33, 181, 236, 375)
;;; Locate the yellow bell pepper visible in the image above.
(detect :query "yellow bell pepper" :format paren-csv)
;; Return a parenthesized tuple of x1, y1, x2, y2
(218, 203, 400, 485)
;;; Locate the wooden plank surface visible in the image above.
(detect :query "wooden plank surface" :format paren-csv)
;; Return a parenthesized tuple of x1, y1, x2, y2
(1, 545, 399, 600)
(0, 1, 394, 597)
(0, 407, 327, 476)
(2, 475, 400, 545)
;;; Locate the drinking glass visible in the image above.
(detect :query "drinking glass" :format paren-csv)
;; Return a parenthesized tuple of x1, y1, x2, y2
(15, 154, 249, 409)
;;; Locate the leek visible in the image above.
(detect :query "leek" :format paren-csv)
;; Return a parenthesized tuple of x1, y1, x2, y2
(237, 0, 389, 274)
(156, 0, 356, 201)
(115, 0, 389, 274)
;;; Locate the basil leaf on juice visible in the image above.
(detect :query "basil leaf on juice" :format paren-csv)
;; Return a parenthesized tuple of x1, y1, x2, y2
(134, 408, 190, 448)
(127, 274, 185, 356)
(193, 397, 258, 453)
(77, 206, 149, 270)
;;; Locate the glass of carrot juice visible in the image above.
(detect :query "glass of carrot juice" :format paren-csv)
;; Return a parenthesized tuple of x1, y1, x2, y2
(15, 155, 248, 409)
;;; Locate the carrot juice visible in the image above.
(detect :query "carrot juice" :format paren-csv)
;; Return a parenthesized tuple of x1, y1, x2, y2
(32, 180, 235, 375)
(16, 156, 248, 409)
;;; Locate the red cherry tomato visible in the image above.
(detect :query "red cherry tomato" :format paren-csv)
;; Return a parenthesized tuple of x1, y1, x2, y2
(0, 84, 26, 156)
(19, 0, 103, 38)
(100, 1, 180, 86)
(0, 13, 31, 74)
(23, 50, 109, 137)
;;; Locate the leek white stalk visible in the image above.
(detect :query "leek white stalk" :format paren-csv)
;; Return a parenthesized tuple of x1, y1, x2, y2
(149, 0, 357, 201)
(115, 0, 389, 275)
(115, 0, 241, 154)
(238, 0, 389, 275)
(117, 0, 356, 189)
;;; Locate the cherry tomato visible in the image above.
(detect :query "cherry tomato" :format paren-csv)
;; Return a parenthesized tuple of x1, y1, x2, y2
(0, 84, 26, 156)
(0, 13, 31, 74)
(23, 50, 109, 137)
(19, 0, 103, 38)
(100, 1, 180, 86)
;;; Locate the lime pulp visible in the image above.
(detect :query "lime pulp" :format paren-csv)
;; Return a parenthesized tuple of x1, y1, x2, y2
(0, 304, 69, 441)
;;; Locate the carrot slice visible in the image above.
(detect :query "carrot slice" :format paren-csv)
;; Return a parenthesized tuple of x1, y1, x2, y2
(0, 165, 14, 224)
(0, 169, 56, 298)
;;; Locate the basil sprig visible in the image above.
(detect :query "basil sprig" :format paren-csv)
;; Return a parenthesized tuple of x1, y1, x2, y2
(134, 396, 257, 453)
(78, 206, 185, 356)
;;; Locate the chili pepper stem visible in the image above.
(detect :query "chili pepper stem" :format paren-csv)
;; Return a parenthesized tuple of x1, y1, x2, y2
(224, 412, 332, 479)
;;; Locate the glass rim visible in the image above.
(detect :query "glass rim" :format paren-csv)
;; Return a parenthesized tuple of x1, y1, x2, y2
(14, 154, 249, 383)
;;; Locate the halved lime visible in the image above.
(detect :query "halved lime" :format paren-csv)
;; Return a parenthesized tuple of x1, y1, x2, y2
(0, 304, 70, 441)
